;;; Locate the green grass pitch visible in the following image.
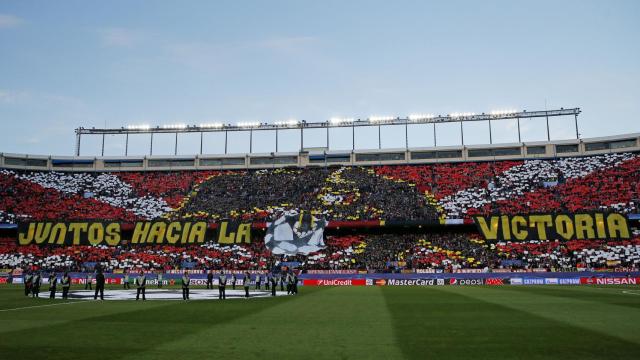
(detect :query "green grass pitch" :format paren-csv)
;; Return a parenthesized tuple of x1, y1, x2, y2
(1, 284, 640, 359)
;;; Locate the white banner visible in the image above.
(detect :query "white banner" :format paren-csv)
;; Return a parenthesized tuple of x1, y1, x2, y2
(264, 211, 327, 255)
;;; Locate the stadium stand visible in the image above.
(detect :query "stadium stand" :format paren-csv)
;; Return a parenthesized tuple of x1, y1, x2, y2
(1, 151, 639, 273)
(2, 233, 640, 272)
(1, 152, 638, 223)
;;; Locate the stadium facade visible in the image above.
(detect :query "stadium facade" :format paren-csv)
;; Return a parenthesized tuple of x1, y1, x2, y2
(1, 132, 638, 172)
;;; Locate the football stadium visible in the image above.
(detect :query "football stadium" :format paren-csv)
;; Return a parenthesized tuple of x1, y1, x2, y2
(1, 1, 640, 359)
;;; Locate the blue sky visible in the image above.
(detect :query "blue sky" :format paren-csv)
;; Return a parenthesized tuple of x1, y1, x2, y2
(0, 0, 639, 156)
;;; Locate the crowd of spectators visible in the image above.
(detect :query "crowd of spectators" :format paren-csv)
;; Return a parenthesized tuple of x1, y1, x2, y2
(0, 170, 137, 222)
(0, 239, 273, 273)
(116, 170, 219, 208)
(0, 152, 638, 224)
(480, 155, 640, 216)
(3, 232, 639, 273)
(494, 238, 640, 270)
(174, 167, 439, 222)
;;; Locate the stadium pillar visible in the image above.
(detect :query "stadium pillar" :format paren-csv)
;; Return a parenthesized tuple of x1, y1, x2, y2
(574, 114, 579, 139)
(275, 129, 279, 153)
(125, 133, 129, 156)
(517, 117, 521, 143)
(150, 133, 154, 155)
(75, 133, 81, 156)
(433, 123, 437, 147)
(378, 125, 381, 149)
(300, 128, 304, 151)
(460, 121, 464, 145)
(326, 126, 329, 149)
(488, 119, 493, 144)
(224, 131, 228, 154)
(174, 132, 178, 155)
(101, 134, 105, 156)
(546, 112, 550, 141)
(249, 129, 253, 153)
(200, 132, 203, 154)
(352, 125, 355, 150)
(405, 121, 408, 149)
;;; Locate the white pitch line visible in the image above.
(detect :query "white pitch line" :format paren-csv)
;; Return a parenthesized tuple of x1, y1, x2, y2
(0, 301, 85, 312)
(621, 290, 640, 296)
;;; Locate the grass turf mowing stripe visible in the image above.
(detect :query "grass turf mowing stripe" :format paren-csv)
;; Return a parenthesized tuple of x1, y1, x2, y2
(442, 286, 640, 346)
(495, 285, 640, 311)
(0, 286, 301, 360)
(382, 286, 640, 359)
(123, 286, 404, 360)
(0, 300, 86, 312)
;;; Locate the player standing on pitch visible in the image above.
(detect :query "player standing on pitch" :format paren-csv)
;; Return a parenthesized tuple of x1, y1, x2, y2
(49, 272, 57, 299)
(23, 271, 32, 296)
(293, 271, 298, 295)
(206, 270, 213, 289)
(123, 270, 130, 289)
(135, 271, 146, 301)
(31, 271, 41, 298)
(61, 272, 71, 299)
(181, 271, 190, 300)
(85, 271, 92, 290)
(270, 273, 276, 297)
(255, 272, 261, 290)
(218, 270, 227, 300)
(285, 271, 292, 295)
(243, 271, 250, 298)
(94, 268, 105, 300)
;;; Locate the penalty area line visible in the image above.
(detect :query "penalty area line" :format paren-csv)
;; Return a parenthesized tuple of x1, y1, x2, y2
(0, 301, 86, 312)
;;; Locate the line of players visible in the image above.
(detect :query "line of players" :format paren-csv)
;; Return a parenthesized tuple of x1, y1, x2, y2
(178, 269, 299, 300)
(22, 271, 72, 299)
(21, 269, 298, 301)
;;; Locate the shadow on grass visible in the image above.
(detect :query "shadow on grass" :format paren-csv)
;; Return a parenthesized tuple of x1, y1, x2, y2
(0, 286, 328, 360)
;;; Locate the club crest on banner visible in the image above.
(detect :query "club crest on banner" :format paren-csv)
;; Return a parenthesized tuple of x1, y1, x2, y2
(264, 210, 327, 255)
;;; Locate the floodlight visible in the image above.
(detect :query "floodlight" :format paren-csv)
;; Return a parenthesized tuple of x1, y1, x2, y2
(126, 124, 151, 130)
(238, 122, 260, 128)
(368, 116, 395, 123)
(275, 119, 299, 126)
(199, 123, 223, 128)
(329, 117, 354, 125)
(409, 114, 436, 121)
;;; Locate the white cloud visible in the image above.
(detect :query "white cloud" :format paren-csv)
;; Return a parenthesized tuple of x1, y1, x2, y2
(0, 14, 24, 28)
(0, 89, 29, 103)
(100, 28, 138, 47)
